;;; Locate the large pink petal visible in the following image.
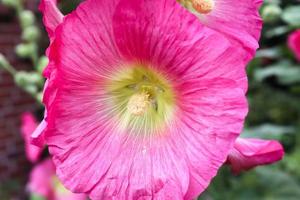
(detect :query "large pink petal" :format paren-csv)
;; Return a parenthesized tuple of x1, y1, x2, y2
(195, 0, 263, 61)
(39, 0, 63, 78)
(113, 0, 248, 93)
(42, 0, 248, 199)
(21, 112, 43, 163)
(113, 2, 248, 198)
(44, 0, 124, 194)
(177, 78, 247, 199)
(88, 138, 190, 199)
(33, 0, 64, 146)
(227, 138, 284, 174)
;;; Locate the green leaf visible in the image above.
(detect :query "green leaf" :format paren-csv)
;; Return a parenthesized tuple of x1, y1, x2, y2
(242, 124, 295, 139)
(265, 26, 291, 38)
(254, 62, 300, 84)
(255, 167, 300, 199)
(282, 6, 300, 27)
(256, 47, 282, 59)
(30, 194, 45, 200)
(262, 4, 282, 23)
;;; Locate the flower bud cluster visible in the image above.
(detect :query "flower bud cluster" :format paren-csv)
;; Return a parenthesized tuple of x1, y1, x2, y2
(0, 0, 47, 103)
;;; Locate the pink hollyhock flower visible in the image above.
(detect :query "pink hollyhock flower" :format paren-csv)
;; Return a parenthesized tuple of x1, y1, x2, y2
(177, 0, 263, 62)
(288, 30, 300, 61)
(21, 112, 43, 163)
(28, 158, 87, 200)
(227, 138, 284, 174)
(35, 0, 276, 199)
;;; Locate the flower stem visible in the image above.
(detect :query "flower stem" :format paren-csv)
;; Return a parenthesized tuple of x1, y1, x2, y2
(0, 54, 17, 76)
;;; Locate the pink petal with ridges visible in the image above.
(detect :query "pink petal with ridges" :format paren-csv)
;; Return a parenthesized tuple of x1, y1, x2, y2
(39, 0, 63, 39)
(113, 0, 248, 93)
(33, 0, 64, 145)
(227, 138, 284, 174)
(197, 0, 263, 62)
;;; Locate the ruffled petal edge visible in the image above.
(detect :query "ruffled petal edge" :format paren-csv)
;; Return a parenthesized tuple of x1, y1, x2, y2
(227, 138, 284, 174)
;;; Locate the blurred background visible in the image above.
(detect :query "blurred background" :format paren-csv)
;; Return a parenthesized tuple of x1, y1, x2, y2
(0, 0, 300, 199)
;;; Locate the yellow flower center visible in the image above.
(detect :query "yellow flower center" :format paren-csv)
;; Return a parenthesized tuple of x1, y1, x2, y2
(177, 0, 215, 14)
(192, 0, 214, 14)
(105, 64, 176, 135)
(127, 92, 151, 116)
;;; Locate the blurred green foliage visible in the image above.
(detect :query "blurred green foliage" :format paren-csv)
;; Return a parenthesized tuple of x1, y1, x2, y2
(200, 0, 300, 199)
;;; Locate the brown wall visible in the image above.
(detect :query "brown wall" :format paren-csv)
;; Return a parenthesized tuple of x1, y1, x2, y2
(0, 1, 39, 196)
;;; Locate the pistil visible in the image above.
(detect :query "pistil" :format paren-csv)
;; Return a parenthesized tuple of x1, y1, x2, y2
(191, 0, 214, 14)
(127, 92, 151, 116)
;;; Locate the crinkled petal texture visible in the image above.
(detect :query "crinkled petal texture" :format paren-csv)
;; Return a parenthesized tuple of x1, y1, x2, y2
(195, 0, 263, 61)
(21, 112, 43, 163)
(28, 158, 87, 200)
(227, 138, 284, 174)
(32, 0, 64, 147)
(39, 0, 63, 40)
(42, 0, 248, 199)
(288, 30, 300, 61)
